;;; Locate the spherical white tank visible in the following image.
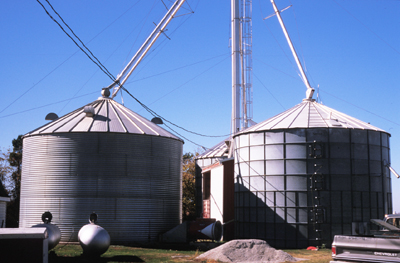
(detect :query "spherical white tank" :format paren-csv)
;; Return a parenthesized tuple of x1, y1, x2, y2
(78, 224, 110, 256)
(32, 212, 61, 250)
(78, 213, 110, 256)
(32, 223, 61, 250)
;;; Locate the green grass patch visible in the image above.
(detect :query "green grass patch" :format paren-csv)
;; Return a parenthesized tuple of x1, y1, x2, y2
(50, 244, 332, 263)
(51, 244, 202, 263)
(282, 248, 332, 263)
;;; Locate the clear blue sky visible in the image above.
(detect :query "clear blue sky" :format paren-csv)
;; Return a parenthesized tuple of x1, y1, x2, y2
(1, 0, 399, 211)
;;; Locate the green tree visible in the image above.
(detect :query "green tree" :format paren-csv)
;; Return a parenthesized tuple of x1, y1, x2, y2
(182, 152, 196, 221)
(0, 149, 12, 197)
(7, 135, 23, 227)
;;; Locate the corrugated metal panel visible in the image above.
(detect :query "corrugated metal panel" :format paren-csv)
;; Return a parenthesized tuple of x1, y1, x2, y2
(20, 132, 183, 243)
(92, 100, 109, 132)
(0, 202, 6, 227)
(108, 102, 126, 133)
(196, 139, 229, 161)
(24, 97, 182, 142)
(234, 127, 392, 248)
(239, 100, 386, 134)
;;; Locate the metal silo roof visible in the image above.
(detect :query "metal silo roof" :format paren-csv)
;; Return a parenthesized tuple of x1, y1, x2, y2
(238, 100, 387, 134)
(196, 139, 230, 160)
(25, 97, 183, 142)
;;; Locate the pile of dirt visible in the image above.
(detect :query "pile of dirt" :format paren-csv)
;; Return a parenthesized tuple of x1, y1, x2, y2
(196, 239, 298, 263)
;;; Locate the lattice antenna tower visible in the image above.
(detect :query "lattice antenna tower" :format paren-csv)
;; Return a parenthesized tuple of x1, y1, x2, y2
(241, 0, 253, 129)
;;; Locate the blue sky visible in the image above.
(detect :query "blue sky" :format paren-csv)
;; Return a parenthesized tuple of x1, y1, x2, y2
(1, 0, 400, 211)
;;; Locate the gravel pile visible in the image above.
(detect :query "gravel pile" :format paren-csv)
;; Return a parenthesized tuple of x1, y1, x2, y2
(196, 239, 298, 263)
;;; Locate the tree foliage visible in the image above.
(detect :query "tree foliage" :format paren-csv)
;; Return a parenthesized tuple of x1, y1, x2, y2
(8, 135, 22, 200)
(182, 152, 196, 221)
(6, 135, 23, 227)
(0, 149, 12, 197)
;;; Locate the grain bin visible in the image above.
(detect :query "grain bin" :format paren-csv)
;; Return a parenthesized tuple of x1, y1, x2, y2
(19, 93, 183, 243)
(233, 99, 392, 248)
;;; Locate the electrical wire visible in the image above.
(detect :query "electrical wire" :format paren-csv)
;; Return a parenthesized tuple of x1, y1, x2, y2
(258, 0, 300, 79)
(2, 0, 141, 116)
(320, 89, 400, 127)
(232, 140, 296, 221)
(253, 73, 286, 111)
(0, 52, 76, 114)
(36, 0, 116, 82)
(43, 0, 116, 80)
(31, 0, 222, 145)
(332, 0, 400, 56)
(59, 0, 144, 115)
(121, 86, 231, 138)
(287, 0, 317, 89)
(134, 54, 231, 112)
(121, 0, 158, 72)
(123, 1, 195, 82)
(0, 91, 98, 119)
(126, 53, 230, 85)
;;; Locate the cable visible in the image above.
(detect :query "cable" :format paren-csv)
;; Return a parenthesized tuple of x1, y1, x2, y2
(332, 0, 400, 56)
(253, 73, 286, 111)
(34, 0, 224, 144)
(36, 0, 116, 82)
(258, 0, 299, 78)
(2, 0, 140, 116)
(320, 89, 400, 127)
(123, 1, 195, 83)
(121, 0, 158, 71)
(135, 54, 231, 111)
(163, 121, 207, 148)
(125, 53, 229, 85)
(58, 68, 100, 115)
(44, 0, 115, 80)
(121, 86, 231, 138)
(0, 91, 98, 119)
(36, 0, 215, 141)
(0, 52, 76, 114)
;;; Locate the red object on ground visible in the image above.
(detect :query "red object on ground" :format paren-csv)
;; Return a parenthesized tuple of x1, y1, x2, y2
(307, 246, 319, 251)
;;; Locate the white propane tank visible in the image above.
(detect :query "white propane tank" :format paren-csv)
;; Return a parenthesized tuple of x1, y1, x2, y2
(32, 211, 61, 250)
(78, 213, 110, 256)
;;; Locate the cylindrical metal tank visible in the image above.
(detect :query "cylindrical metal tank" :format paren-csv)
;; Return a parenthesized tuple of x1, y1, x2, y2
(19, 95, 183, 243)
(233, 100, 392, 248)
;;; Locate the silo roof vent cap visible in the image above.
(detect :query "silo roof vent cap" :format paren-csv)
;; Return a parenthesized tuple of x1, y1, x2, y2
(151, 117, 163, 125)
(45, 112, 59, 121)
(84, 106, 95, 117)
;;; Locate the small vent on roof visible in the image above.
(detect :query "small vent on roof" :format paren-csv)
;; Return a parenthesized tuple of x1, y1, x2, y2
(329, 119, 342, 127)
(45, 112, 59, 121)
(84, 106, 95, 117)
(151, 117, 163, 125)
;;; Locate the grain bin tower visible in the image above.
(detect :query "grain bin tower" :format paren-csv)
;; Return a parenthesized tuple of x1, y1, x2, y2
(20, 0, 187, 243)
(195, 0, 395, 248)
(20, 92, 184, 243)
(233, 98, 392, 248)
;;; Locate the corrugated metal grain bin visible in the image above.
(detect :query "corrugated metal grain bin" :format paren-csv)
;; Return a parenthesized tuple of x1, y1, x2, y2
(20, 95, 183, 243)
(233, 99, 392, 248)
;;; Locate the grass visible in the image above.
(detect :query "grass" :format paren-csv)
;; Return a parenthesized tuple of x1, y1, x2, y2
(282, 249, 332, 263)
(49, 243, 332, 263)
